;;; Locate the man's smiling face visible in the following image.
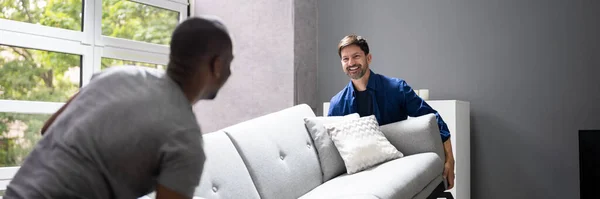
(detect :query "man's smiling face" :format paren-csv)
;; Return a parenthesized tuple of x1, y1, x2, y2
(340, 44, 371, 80)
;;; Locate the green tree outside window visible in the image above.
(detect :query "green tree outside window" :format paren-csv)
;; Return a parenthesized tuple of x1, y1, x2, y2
(0, 0, 179, 166)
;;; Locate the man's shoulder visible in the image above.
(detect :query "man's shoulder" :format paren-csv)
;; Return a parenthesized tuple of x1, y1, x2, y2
(90, 65, 165, 83)
(80, 66, 190, 124)
(375, 73, 405, 84)
(374, 73, 407, 90)
(84, 66, 170, 99)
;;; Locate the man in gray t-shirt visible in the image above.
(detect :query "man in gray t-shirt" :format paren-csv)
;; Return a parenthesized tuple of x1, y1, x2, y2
(4, 17, 234, 199)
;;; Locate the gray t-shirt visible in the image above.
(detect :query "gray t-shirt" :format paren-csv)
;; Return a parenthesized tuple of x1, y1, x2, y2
(5, 66, 205, 199)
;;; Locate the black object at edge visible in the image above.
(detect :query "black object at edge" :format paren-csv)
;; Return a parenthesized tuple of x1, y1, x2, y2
(427, 182, 454, 199)
(579, 130, 600, 199)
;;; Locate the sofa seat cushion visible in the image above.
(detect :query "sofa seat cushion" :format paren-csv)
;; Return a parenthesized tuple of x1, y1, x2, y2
(299, 152, 443, 199)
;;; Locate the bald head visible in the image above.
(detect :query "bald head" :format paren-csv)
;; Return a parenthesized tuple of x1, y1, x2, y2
(167, 17, 234, 103)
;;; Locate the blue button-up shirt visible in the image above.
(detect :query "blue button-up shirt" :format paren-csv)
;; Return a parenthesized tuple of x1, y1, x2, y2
(328, 70, 451, 142)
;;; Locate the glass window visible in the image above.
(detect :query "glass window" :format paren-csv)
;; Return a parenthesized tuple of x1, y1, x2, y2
(0, 45, 81, 102)
(0, 113, 50, 166)
(102, 0, 180, 45)
(101, 57, 165, 70)
(0, 0, 83, 31)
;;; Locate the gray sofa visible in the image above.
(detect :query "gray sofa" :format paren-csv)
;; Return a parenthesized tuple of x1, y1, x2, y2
(193, 104, 447, 199)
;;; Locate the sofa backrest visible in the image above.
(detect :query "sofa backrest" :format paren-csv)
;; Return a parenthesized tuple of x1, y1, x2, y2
(223, 104, 322, 199)
(379, 114, 445, 163)
(194, 131, 261, 199)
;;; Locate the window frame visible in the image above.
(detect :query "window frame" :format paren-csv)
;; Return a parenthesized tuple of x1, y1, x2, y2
(0, 0, 189, 194)
(96, 0, 186, 56)
(0, 19, 85, 42)
(0, 29, 94, 87)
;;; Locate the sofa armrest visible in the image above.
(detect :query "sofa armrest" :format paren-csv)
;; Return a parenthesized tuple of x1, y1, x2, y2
(379, 114, 445, 164)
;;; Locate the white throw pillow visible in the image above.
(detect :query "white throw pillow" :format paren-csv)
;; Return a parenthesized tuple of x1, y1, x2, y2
(324, 115, 404, 174)
(304, 113, 360, 181)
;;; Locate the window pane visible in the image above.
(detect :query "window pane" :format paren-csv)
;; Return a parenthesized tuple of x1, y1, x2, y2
(101, 57, 165, 70)
(0, 112, 50, 166)
(102, 0, 180, 45)
(0, 45, 81, 102)
(0, 0, 83, 31)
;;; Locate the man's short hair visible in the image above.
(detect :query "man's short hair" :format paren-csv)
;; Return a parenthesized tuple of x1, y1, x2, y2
(167, 16, 232, 84)
(337, 34, 370, 57)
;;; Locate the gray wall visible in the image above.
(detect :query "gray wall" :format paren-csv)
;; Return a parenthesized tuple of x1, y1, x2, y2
(318, 0, 600, 198)
(193, 0, 317, 132)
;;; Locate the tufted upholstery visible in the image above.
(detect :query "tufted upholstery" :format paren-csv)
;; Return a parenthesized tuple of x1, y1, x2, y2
(194, 131, 260, 199)
(191, 104, 446, 199)
(223, 104, 322, 199)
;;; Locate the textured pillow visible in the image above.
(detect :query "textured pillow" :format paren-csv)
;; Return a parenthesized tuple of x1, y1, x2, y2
(324, 115, 404, 174)
(304, 113, 360, 182)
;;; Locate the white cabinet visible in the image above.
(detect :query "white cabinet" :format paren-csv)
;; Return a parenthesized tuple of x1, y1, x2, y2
(426, 100, 470, 199)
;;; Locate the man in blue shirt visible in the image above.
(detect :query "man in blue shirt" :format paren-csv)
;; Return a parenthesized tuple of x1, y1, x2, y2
(328, 34, 455, 190)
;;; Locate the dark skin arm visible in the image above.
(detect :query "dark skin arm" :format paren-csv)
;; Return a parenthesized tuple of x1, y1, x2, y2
(156, 184, 191, 199)
(40, 92, 79, 135)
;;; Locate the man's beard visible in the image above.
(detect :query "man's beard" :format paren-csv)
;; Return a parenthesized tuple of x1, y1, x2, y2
(203, 79, 226, 100)
(345, 64, 367, 80)
(196, 89, 218, 101)
(204, 91, 218, 100)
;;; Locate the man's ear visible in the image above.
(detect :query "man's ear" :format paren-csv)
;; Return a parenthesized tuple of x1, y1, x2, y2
(209, 55, 222, 78)
(367, 53, 372, 64)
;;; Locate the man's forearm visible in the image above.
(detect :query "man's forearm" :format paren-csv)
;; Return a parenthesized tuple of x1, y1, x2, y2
(442, 138, 456, 190)
(443, 139, 454, 162)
